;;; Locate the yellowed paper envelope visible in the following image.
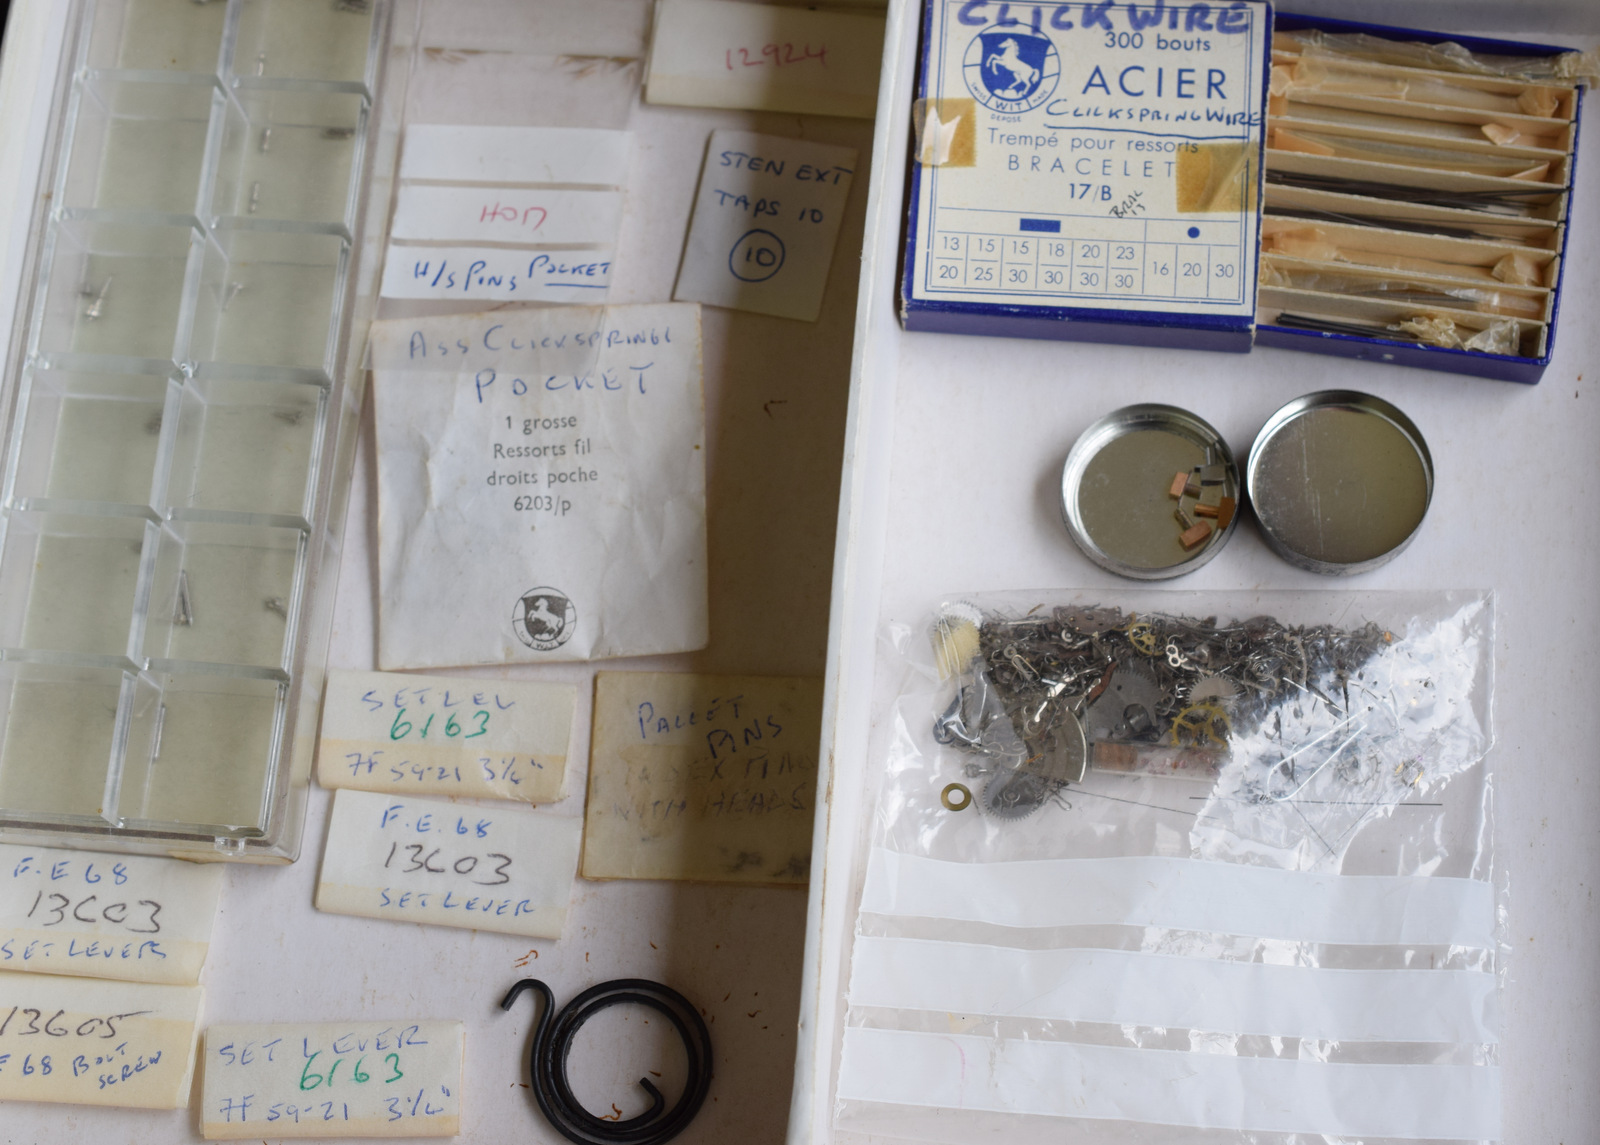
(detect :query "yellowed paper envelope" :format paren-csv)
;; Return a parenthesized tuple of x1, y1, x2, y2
(583, 672, 822, 884)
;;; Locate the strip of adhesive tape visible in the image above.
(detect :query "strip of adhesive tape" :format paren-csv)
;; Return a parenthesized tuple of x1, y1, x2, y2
(912, 99, 977, 167)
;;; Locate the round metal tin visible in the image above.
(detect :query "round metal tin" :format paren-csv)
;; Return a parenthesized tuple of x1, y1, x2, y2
(1247, 390, 1433, 575)
(1060, 404, 1241, 580)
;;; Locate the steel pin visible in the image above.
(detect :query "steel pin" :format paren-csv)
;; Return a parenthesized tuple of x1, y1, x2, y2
(81, 276, 112, 320)
(175, 569, 194, 627)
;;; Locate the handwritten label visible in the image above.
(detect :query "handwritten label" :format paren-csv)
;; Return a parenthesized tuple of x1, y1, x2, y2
(316, 790, 583, 939)
(385, 126, 629, 302)
(391, 186, 623, 247)
(727, 42, 827, 71)
(582, 672, 822, 884)
(0, 844, 223, 986)
(318, 669, 576, 804)
(674, 131, 857, 322)
(399, 125, 629, 186)
(646, 0, 886, 119)
(0, 970, 200, 1108)
(201, 1020, 462, 1139)
(380, 247, 614, 303)
(368, 304, 707, 670)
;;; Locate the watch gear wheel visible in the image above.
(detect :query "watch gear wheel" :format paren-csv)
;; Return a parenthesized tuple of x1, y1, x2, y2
(1169, 701, 1232, 748)
(1084, 663, 1164, 743)
(1125, 621, 1159, 657)
(1188, 674, 1241, 709)
(980, 767, 1052, 819)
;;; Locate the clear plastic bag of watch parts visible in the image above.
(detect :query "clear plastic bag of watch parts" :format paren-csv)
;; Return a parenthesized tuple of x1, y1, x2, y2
(835, 590, 1501, 1145)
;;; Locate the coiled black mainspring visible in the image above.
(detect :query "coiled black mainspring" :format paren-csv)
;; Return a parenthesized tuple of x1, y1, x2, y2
(500, 978, 713, 1145)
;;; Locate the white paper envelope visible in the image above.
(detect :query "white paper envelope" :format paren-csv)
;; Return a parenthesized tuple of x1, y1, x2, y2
(370, 304, 708, 669)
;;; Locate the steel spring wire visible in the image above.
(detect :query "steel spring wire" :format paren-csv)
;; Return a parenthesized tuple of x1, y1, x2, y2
(500, 978, 713, 1145)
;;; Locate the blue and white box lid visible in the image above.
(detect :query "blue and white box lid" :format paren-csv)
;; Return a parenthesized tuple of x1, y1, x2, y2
(903, 0, 1273, 351)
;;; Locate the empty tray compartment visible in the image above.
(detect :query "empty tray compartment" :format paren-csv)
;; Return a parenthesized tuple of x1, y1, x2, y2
(83, 0, 228, 74)
(61, 71, 219, 216)
(212, 86, 367, 228)
(166, 377, 324, 520)
(190, 227, 348, 379)
(7, 364, 177, 510)
(0, 511, 156, 660)
(232, 0, 377, 87)
(143, 519, 304, 670)
(36, 217, 202, 362)
(0, 663, 148, 825)
(116, 671, 286, 835)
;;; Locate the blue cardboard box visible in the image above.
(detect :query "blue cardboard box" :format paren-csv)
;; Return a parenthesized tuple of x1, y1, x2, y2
(902, 2, 1587, 382)
(902, 0, 1274, 352)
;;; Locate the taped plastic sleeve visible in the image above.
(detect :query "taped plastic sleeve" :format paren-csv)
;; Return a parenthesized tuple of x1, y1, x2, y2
(859, 848, 1495, 947)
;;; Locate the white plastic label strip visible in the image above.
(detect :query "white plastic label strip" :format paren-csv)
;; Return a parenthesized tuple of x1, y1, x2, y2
(849, 936, 1497, 1044)
(380, 247, 613, 303)
(400, 126, 629, 186)
(645, 0, 885, 120)
(859, 848, 1495, 947)
(390, 186, 623, 247)
(837, 1026, 1501, 1140)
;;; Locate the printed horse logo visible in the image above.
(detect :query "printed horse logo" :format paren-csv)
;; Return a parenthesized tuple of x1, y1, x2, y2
(984, 38, 1038, 100)
(513, 586, 577, 650)
(964, 29, 1056, 110)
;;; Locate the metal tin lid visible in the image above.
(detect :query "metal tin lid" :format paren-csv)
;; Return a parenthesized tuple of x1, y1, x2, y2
(1247, 391, 1433, 575)
(1061, 405, 1241, 580)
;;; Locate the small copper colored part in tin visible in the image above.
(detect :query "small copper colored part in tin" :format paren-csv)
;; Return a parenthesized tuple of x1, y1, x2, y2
(1169, 471, 1190, 499)
(1179, 521, 1213, 550)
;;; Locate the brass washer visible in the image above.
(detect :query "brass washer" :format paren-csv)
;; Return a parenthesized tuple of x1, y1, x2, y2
(940, 782, 973, 812)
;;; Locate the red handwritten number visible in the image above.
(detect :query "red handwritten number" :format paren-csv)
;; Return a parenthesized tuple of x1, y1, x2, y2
(476, 204, 550, 231)
(723, 43, 827, 70)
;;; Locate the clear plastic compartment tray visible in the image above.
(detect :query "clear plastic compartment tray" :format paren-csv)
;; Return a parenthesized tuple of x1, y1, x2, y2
(0, 0, 412, 861)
